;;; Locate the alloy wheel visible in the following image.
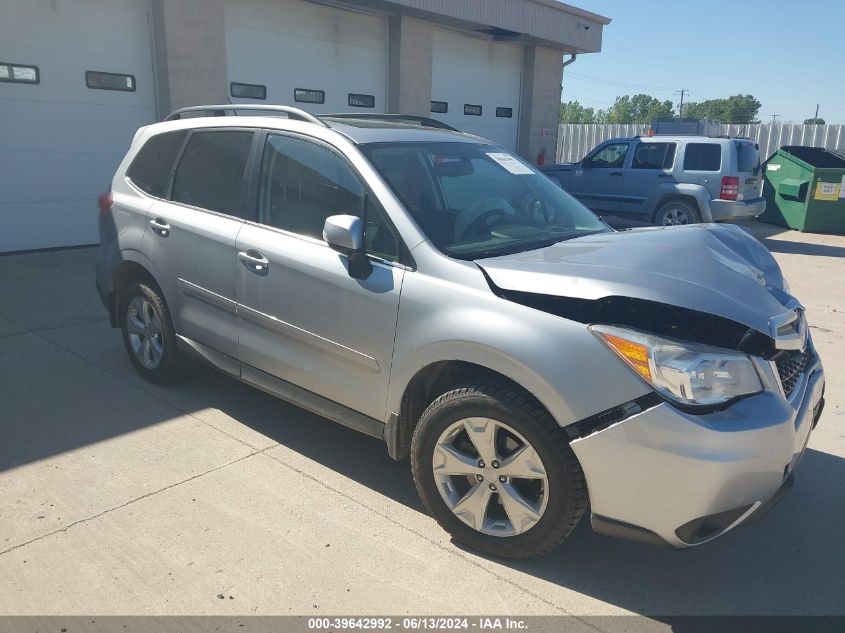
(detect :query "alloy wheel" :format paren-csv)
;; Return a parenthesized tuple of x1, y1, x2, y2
(662, 207, 691, 225)
(126, 296, 164, 369)
(432, 417, 549, 536)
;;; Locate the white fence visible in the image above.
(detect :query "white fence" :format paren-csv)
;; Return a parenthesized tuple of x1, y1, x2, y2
(556, 123, 845, 164)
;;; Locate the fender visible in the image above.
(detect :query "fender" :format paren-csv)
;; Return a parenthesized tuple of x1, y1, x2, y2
(654, 183, 714, 221)
(386, 273, 651, 431)
(112, 248, 174, 317)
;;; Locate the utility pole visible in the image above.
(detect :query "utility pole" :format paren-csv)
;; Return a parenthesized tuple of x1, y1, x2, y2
(770, 114, 780, 124)
(814, 103, 820, 121)
(674, 89, 688, 118)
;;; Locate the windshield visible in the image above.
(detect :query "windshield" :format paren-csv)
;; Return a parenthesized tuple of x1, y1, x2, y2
(361, 142, 609, 259)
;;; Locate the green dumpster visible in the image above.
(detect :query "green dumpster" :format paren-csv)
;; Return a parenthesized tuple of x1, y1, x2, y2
(761, 146, 845, 233)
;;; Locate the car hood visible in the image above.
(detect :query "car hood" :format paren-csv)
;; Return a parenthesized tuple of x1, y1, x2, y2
(476, 223, 792, 336)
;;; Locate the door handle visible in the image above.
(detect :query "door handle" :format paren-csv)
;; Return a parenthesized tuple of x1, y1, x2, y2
(149, 217, 170, 237)
(609, 171, 623, 176)
(658, 173, 674, 179)
(238, 249, 269, 275)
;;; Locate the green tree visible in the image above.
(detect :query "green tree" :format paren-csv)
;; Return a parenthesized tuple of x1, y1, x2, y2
(606, 94, 674, 124)
(560, 100, 598, 123)
(804, 117, 826, 125)
(682, 94, 761, 123)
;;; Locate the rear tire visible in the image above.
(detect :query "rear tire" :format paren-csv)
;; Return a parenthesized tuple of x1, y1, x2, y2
(654, 200, 701, 226)
(411, 383, 587, 559)
(119, 281, 194, 384)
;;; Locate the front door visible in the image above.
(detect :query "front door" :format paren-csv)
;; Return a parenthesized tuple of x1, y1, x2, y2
(235, 133, 405, 421)
(568, 142, 630, 214)
(619, 141, 677, 216)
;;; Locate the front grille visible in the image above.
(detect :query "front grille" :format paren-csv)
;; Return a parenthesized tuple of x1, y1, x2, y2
(774, 347, 810, 397)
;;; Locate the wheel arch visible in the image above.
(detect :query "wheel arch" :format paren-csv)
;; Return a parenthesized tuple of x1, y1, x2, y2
(388, 359, 556, 461)
(654, 185, 713, 222)
(109, 252, 166, 327)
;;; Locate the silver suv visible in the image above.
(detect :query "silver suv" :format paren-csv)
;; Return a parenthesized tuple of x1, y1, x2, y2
(96, 105, 824, 558)
(541, 135, 765, 225)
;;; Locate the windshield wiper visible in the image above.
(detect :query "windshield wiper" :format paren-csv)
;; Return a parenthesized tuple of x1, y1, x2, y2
(461, 229, 605, 260)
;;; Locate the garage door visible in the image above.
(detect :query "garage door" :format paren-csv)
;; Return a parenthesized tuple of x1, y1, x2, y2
(225, 0, 387, 114)
(0, 0, 156, 253)
(431, 30, 523, 151)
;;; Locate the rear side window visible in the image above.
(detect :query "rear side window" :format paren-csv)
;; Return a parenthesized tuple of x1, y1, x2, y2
(126, 130, 188, 197)
(736, 143, 760, 173)
(172, 131, 253, 216)
(632, 143, 676, 170)
(683, 143, 721, 171)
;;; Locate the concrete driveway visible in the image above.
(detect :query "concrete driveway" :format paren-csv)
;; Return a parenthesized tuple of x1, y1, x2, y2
(1, 222, 843, 617)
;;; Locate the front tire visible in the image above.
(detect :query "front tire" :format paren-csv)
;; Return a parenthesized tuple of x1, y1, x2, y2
(120, 281, 193, 384)
(411, 383, 587, 559)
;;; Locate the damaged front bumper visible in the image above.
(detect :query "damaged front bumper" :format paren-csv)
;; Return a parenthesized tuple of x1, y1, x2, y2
(570, 344, 825, 548)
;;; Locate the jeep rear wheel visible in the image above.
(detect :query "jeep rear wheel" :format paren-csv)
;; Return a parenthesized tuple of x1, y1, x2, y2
(655, 200, 701, 226)
(411, 383, 587, 559)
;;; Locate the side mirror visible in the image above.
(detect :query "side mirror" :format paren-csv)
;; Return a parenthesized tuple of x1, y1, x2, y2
(322, 214, 372, 280)
(323, 214, 363, 253)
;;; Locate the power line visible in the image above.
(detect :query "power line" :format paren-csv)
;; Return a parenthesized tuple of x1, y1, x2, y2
(674, 89, 688, 117)
(561, 94, 615, 105)
(564, 71, 676, 93)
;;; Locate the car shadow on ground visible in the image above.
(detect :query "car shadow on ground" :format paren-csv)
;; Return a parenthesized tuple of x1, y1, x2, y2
(753, 237, 845, 258)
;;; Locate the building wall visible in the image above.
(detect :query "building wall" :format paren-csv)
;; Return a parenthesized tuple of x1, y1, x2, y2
(150, 0, 571, 161)
(151, 0, 228, 116)
(518, 46, 565, 164)
(387, 15, 433, 116)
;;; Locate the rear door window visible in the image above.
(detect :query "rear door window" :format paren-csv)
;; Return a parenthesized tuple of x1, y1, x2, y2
(736, 143, 760, 173)
(632, 142, 676, 170)
(683, 143, 721, 171)
(127, 130, 188, 197)
(171, 130, 254, 217)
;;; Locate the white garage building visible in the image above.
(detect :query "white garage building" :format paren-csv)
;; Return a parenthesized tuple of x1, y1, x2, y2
(0, 0, 608, 253)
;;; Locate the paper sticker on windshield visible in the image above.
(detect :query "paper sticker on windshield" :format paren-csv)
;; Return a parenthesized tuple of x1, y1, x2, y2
(486, 152, 534, 175)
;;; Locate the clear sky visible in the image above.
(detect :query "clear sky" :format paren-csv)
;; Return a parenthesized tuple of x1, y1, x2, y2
(565, 0, 845, 124)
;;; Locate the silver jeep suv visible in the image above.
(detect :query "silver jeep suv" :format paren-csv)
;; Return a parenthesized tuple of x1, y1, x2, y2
(541, 135, 765, 225)
(96, 105, 824, 558)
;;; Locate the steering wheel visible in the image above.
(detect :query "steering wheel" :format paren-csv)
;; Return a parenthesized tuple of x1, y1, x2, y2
(459, 208, 509, 241)
(522, 195, 554, 223)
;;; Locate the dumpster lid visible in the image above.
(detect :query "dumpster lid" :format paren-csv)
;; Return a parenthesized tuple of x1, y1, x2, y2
(780, 146, 845, 168)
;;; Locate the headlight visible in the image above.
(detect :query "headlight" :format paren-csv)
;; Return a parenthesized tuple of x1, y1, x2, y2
(590, 325, 762, 407)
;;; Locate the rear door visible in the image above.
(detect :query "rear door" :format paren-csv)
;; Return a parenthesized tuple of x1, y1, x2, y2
(568, 142, 630, 213)
(619, 141, 677, 216)
(143, 128, 256, 358)
(681, 142, 723, 199)
(234, 132, 405, 421)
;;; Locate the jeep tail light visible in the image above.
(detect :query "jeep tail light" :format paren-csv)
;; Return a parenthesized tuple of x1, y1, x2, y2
(720, 176, 739, 201)
(98, 191, 113, 218)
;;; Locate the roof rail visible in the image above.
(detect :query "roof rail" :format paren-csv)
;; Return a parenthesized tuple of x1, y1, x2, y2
(164, 104, 328, 126)
(319, 113, 459, 132)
